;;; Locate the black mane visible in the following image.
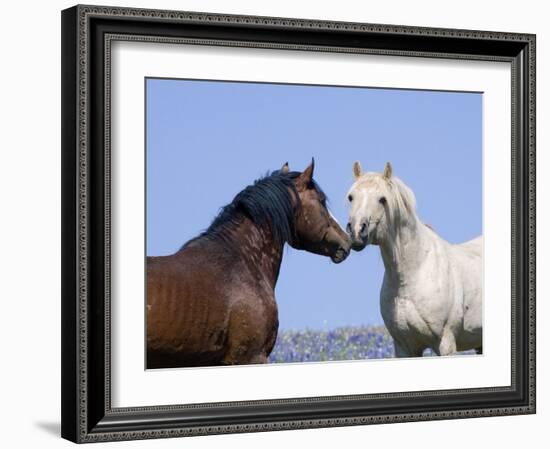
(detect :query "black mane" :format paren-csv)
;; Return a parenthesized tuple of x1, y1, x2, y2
(183, 169, 327, 249)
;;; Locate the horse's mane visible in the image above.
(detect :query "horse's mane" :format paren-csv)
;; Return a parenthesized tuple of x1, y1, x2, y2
(182, 169, 327, 249)
(389, 176, 417, 221)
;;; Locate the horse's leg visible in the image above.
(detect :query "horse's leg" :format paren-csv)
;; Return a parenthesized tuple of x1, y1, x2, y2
(394, 340, 412, 358)
(438, 328, 457, 356)
(249, 353, 269, 364)
(393, 335, 426, 358)
(222, 326, 269, 365)
(223, 349, 268, 365)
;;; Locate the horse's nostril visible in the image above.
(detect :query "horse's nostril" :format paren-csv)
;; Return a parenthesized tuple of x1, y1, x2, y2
(360, 223, 366, 233)
(346, 222, 352, 233)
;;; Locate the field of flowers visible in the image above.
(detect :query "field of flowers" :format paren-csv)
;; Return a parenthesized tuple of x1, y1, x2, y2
(268, 325, 395, 363)
(269, 326, 475, 363)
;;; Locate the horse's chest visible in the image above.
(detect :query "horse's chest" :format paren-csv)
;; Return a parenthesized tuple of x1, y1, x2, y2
(381, 296, 408, 332)
(380, 294, 432, 340)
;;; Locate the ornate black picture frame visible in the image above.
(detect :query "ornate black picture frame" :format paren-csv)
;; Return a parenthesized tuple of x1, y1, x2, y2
(61, 4, 536, 443)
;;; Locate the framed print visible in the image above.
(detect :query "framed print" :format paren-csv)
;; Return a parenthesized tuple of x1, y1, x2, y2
(61, 4, 536, 443)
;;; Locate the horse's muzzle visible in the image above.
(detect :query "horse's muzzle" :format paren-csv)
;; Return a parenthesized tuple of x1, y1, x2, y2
(351, 240, 368, 252)
(347, 221, 369, 252)
(330, 245, 350, 264)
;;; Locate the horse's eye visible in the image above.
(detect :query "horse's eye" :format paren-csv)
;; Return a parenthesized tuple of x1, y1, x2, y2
(348, 194, 353, 202)
(379, 196, 387, 205)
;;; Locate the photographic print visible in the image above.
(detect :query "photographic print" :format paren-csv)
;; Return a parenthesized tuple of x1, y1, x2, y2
(62, 6, 535, 441)
(145, 78, 482, 369)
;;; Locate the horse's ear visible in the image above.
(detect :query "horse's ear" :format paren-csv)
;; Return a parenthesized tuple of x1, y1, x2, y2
(297, 158, 315, 188)
(383, 162, 393, 180)
(281, 162, 289, 174)
(353, 161, 363, 180)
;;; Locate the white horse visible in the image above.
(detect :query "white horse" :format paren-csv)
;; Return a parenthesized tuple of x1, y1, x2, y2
(346, 161, 482, 357)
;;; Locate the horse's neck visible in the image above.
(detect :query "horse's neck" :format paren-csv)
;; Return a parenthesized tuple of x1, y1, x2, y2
(227, 217, 284, 289)
(379, 215, 434, 283)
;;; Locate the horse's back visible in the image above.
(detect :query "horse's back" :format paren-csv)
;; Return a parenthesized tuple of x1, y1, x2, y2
(458, 235, 482, 257)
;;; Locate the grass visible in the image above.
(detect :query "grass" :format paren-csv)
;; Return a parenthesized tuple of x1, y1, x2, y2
(268, 325, 394, 363)
(268, 325, 476, 363)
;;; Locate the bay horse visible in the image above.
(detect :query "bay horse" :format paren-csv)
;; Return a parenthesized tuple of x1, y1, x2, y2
(147, 160, 351, 368)
(346, 161, 482, 357)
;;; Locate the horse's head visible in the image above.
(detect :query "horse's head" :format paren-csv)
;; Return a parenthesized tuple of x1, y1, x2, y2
(285, 160, 351, 264)
(346, 161, 416, 251)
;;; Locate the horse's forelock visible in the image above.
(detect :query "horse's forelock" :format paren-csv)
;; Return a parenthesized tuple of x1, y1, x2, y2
(355, 173, 417, 223)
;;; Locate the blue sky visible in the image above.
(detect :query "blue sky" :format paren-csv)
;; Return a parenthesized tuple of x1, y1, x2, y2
(146, 78, 482, 330)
